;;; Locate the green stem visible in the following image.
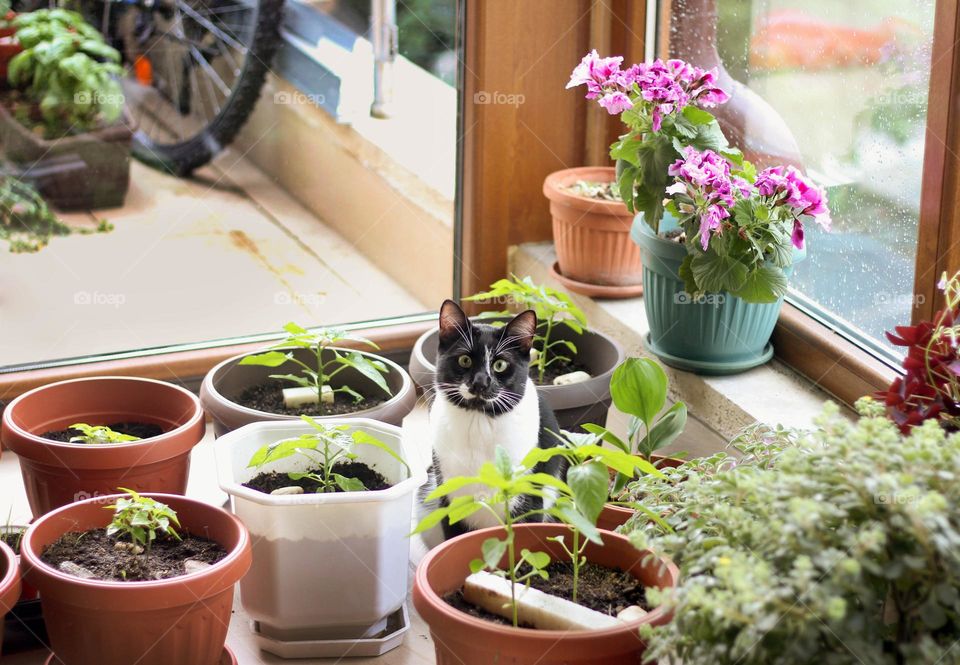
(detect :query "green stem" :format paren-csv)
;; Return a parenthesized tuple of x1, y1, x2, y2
(539, 318, 554, 383)
(572, 528, 580, 604)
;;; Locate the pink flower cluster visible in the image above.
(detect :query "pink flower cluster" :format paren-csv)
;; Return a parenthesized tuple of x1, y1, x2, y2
(567, 51, 730, 130)
(666, 147, 749, 250)
(754, 165, 832, 249)
(667, 148, 831, 252)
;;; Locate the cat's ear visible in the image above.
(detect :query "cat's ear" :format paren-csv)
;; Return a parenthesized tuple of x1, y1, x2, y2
(438, 299, 470, 348)
(503, 309, 537, 355)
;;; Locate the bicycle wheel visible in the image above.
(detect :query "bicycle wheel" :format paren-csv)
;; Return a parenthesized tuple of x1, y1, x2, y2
(109, 0, 283, 175)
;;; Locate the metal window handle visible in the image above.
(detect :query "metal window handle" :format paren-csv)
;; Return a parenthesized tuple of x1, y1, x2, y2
(371, 0, 398, 118)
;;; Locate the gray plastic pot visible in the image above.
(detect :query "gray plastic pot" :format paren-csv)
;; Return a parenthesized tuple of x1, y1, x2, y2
(200, 348, 417, 437)
(409, 321, 623, 430)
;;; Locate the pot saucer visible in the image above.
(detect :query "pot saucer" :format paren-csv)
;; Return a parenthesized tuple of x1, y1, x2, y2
(251, 604, 409, 659)
(45, 645, 237, 665)
(644, 333, 774, 375)
(550, 262, 643, 299)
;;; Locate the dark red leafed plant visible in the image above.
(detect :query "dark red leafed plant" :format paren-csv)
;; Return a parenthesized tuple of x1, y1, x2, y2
(881, 272, 960, 432)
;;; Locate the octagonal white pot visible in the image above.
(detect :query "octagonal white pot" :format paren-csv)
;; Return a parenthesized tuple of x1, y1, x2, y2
(215, 418, 426, 644)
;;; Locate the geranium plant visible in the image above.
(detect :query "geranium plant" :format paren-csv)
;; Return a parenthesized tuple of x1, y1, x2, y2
(567, 51, 732, 229)
(664, 147, 831, 303)
(880, 270, 960, 432)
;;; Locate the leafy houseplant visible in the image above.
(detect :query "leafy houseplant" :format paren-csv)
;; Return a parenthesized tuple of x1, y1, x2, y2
(880, 270, 960, 432)
(408, 281, 624, 430)
(216, 417, 424, 657)
(68, 423, 140, 444)
(240, 323, 392, 413)
(19, 492, 250, 665)
(466, 275, 589, 384)
(105, 488, 181, 553)
(1, 376, 205, 518)
(411, 443, 679, 665)
(628, 404, 960, 664)
(0, 9, 133, 210)
(202, 323, 416, 436)
(247, 415, 409, 493)
(571, 50, 830, 374)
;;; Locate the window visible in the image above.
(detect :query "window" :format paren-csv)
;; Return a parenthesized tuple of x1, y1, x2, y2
(0, 0, 459, 372)
(671, 0, 936, 365)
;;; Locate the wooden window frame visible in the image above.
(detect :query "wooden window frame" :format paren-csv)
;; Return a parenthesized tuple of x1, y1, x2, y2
(458, 0, 960, 407)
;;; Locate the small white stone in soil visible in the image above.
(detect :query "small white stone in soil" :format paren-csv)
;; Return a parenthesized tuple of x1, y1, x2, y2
(282, 386, 334, 408)
(59, 561, 96, 579)
(553, 370, 592, 386)
(530, 348, 540, 362)
(184, 559, 213, 574)
(616, 605, 648, 622)
(270, 485, 305, 496)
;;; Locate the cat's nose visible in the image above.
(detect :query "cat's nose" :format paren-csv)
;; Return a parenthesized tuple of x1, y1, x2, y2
(471, 373, 491, 392)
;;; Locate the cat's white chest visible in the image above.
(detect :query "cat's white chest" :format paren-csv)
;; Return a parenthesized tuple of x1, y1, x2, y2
(430, 378, 540, 529)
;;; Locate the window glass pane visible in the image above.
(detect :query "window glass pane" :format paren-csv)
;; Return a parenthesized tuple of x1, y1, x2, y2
(0, 0, 458, 368)
(702, 0, 934, 360)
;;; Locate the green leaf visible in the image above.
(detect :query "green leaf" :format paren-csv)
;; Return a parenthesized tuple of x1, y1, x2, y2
(581, 424, 630, 453)
(494, 446, 513, 479)
(334, 352, 392, 396)
(481, 537, 508, 569)
(730, 265, 789, 304)
(690, 252, 749, 294)
(610, 357, 668, 426)
(351, 430, 411, 475)
(469, 559, 485, 574)
(677, 255, 699, 297)
(640, 402, 688, 457)
(411, 505, 452, 535)
(567, 460, 609, 524)
(520, 549, 550, 571)
(425, 475, 482, 501)
(247, 435, 318, 468)
(447, 498, 484, 525)
(240, 351, 291, 367)
(333, 474, 366, 492)
(553, 505, 603, 545)
(682, 105, 716, 126)
(268, 373, 313, 389)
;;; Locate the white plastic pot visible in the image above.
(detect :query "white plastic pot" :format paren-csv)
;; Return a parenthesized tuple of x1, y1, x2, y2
(215, 418, 426, 646)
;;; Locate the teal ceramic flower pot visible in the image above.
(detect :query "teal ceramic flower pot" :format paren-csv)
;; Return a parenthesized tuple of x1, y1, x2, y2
(630, 213, 805, 375)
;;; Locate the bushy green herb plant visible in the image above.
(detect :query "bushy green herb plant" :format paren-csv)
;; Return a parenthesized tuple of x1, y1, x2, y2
(68, 423, 140, 444)
(9, 9, 124, 137)
(240, 323, 392, 413)
(248, 415, 409, 493)
(582, 357, 686, 495)
(464, 275, 589, 383)
(627, 404, 960, 665)
(105, 488, 180, 552)
(0, 176, 71, 252)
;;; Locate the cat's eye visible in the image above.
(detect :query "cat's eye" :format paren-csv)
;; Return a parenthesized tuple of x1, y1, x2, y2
(458, 355, 472, 368)
(493, 359, 509, 373)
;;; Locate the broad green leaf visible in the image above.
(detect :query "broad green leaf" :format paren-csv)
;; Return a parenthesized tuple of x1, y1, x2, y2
(730, 265, 789, 304)
(335, 352, 391, 396)
(690, 251, 749, 294)
(333, 474, 366, 492)
(411, 506, 451, 534)
(568, 461, 609, 524)
(682, 105, 716, 126)
(351, 430, 411, 475)
(494, 447, 513, 479)
(425, 475, 482, 501)
(447, 499, 484, 525)
(520, 549, 550, 570)
(469, 559, 485, 574)
(581, 424, 630, 453)
(268, 373, 312, 389)
(481, 537, 508, 569)
(553, 505, 603, 545)
(240, 351, 291, 367)
(610, 357, 668, 426)
(640, 402, 688, 457)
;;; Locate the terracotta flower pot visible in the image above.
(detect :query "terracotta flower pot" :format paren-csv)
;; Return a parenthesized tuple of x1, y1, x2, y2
(543, 166, 643, 297)
(596, 456, 686, 532)
(408, 319, 623, 430)
(1, 377, 205, 518)
(0, 540, 22, 656)
(0, 525, 38, 603)
(413, 523, 679, 665)
(200, 348, 417, 437)
(20, 493, 251, 665)
(0, 35, 21, 81)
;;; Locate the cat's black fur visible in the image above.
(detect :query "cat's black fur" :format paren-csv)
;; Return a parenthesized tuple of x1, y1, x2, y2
(419, 300, 567, 543)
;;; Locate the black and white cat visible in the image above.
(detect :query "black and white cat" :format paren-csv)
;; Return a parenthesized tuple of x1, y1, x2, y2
(417, 300, 566, 550)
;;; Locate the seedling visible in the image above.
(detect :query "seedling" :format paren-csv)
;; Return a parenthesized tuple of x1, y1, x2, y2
(465, 275, 589, 383)
(68, 423, 141, 444)
(105, 488, 180, 553)
(248, 416, 409, 494)
(414, 446, 610, 623)
(240, 323, 392, 414)
(581, 357, 687, 496)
